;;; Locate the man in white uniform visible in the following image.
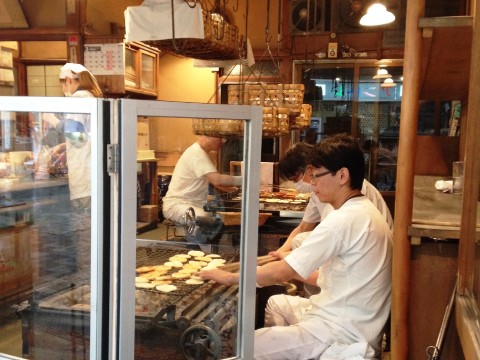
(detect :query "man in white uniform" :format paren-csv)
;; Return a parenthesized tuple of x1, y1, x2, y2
(274, 142, 393, 297)
(199, 134, 392, 359)
(162, 135, 242, 241)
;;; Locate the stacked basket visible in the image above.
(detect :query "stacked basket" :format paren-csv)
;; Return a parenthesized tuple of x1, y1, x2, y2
(192, 83, 312, 137)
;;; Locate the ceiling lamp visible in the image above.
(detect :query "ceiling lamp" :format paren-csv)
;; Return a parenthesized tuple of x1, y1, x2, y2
(372, 68, 392, 79)
(375, 59, 393, 68)
(381, 78, 397, 88)
(360, 4, 395, 26)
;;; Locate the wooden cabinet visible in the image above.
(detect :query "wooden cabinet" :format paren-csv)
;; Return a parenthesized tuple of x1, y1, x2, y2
(84, 36, 160, 98)
(124, 42, 159, 96)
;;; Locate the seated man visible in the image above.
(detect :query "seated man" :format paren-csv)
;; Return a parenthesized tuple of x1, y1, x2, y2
(274, 141, 393, 297)
(276, 141, 393, 250)
(199, 134, 393, 359)
(162, 135, 242, 242)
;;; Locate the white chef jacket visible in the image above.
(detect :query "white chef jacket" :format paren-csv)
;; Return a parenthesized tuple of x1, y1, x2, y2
(162, 142, 217, 221)
(285, 196, 393, 350)
(65, 89, 93, 201)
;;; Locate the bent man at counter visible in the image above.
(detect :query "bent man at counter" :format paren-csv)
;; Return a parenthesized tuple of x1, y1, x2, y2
(162, 135, 242, 242)
(199, 134, 393, 359)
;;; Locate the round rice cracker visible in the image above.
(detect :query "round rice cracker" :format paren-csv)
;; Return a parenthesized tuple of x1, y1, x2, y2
(171, 272, 190, 279)
(164, 260, 184, 268)
(188, 250, 205, 257)
(156, 284, 177, 293)
(195, 256, 212, 262)
(135, 277, 149, 283)
(135, 282, 155, 289)
(151, 279, 173, 286)
(185, 278, 204, 285)
(206, 254, 221, 258)
(169, 256, 188, 263)
(136, 266, 155, 273)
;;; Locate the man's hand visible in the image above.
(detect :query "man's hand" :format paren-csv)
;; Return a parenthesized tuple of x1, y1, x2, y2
(267, 250, 290, 261)
(197, 268, 238, 286)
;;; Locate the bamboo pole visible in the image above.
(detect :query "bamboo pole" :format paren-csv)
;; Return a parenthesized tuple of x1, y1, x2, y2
(391, 1, 425, 359)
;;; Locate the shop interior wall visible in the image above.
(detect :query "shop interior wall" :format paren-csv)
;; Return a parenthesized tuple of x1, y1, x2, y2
(153, 54, 219, 172)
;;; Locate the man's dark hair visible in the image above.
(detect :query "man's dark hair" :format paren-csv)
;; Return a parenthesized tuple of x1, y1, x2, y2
(278, 142, 314, 180)
(310, 134, 365, 190)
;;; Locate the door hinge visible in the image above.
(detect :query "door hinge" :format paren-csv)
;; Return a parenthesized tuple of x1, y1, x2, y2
(107, 144, 119, 174)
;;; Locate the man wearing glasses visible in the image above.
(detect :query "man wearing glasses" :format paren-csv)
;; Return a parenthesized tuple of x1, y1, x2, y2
(199, 134, 392, 359)
(274, 141, 393, 297)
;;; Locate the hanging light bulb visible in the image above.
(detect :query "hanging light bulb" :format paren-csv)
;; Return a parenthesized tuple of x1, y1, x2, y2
(381, 78, 397, 88)
(360, 4, 395, 26)
(372, 68, 392, 79)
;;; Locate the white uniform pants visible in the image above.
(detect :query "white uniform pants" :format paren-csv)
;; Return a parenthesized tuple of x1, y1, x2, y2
(254, 294, 328, 359)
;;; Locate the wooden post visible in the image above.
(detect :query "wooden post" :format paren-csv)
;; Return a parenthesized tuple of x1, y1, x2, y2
(457, 0, 480, 295)
(391, 1, 424, 359)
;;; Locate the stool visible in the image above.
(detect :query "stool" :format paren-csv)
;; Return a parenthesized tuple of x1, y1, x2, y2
(163, 218, 183, 240)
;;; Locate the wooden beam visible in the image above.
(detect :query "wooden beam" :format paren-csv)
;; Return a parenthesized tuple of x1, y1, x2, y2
(391, 1, 425, 359)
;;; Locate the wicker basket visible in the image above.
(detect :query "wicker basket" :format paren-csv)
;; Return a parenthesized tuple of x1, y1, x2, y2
(192, 118, 243, 137)
(290, 104, 313, 129)
(218, 212, 272, 226)
(144, 11, 238, 60)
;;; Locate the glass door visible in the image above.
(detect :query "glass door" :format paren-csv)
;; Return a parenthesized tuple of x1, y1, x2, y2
(0, 97, 109, 360)
(115, 99, 263, 360)
(294, 60, 404, 192)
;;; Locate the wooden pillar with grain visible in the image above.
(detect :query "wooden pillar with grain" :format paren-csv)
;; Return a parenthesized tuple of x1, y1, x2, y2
(458, 0, 480, 295)
(391, 1, 425, 359)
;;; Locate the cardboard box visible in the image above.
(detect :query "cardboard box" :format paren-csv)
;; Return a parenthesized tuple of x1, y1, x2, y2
(137, 205, 158, 223)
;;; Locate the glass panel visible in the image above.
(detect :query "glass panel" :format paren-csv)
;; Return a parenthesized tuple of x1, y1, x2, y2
(0, 98, 100, 359)
(135, 116, 245, 359)
(117, 100, 261, 360)
(358, 66, 403, 191)
(125, 47, 138, 89)
(140, 52, 155, 90)
(301, 65, 355, 143)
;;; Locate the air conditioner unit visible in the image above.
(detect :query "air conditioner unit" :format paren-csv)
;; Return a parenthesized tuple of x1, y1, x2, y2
(290, 0, 327, 35)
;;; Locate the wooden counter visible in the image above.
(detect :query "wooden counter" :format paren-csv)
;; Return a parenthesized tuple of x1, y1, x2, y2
(408, 176, 480, 242)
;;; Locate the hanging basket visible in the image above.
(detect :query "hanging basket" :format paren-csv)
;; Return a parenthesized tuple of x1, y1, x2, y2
(290, 104, 313, 130)
(144, 11, 239, 60)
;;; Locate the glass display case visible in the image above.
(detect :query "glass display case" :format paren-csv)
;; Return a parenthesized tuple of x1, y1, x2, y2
(0, 96, 108, 359)
(0, 97, 263, 360)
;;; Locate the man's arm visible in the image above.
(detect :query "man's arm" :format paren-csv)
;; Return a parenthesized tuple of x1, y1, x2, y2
(198, 259, 298, 287)
(206, 172, 242, 187)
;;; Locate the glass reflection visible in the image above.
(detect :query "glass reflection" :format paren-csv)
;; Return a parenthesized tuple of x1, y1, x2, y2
(0, 110, 91, 359)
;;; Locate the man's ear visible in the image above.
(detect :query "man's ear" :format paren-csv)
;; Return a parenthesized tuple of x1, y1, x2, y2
(338, 167, 350, 185)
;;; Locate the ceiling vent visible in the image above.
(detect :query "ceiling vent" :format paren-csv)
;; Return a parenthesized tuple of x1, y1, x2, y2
(290, 0, 327, 35)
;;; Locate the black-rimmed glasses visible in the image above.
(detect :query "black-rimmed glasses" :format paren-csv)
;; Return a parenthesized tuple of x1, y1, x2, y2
(310, 170, 334, 183)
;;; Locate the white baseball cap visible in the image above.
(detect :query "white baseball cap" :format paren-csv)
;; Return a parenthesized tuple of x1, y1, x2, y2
(59, 63, 89, 79)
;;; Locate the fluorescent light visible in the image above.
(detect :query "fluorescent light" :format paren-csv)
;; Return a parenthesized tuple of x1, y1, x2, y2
(360, 4, 395, 26)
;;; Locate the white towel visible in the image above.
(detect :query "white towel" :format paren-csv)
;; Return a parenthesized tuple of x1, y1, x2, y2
(125, 0, 204, 42)
(435, 180, 453, 193)
(319, 341, 376, 360)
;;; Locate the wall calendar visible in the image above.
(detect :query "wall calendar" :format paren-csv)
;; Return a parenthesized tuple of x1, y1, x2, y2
(84, 43, 125, 76)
